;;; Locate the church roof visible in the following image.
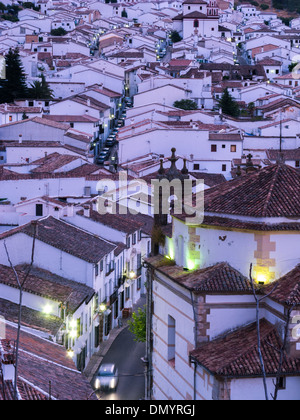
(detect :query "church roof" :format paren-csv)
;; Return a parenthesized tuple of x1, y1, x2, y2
(203, 164, 300, 218)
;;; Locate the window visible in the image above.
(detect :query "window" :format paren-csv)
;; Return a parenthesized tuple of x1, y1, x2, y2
(222, 144, 226, 149)
(132, 233, 136, 245)
(211, 144, 217, 152)
(277, 377, 286, 390)
(222, 164, 227, 172)
(36, 204, 43, 217)
(168, 315, 176, 367)
(193, 163, 200, 170)
(127, 236, 131, 249)
(194, 20, 199, 28)
(95, 264, 99, 277)
(295, 161, 300, 168)
(100, 260, 103, 272)
(9, 116, 12, 122)
(231, 145, 237, 153)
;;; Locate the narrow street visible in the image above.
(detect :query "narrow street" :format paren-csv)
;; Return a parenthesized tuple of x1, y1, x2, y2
(93, 327, 146, 401)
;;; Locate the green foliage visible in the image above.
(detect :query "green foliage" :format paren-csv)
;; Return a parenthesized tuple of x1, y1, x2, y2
(281, 17, 293, 26)
(0, 48, 27, 103)
(173, 99, 198, 110)
(27, 74, 53, 99)
(170, 30, 182, 43)
(289, 62, 298, 72)
(260, 3, 269, 10)
(50, 27, 67, 36)
(128, 306, 146, 343)
(272, 0, 300, 13)
(218, 88, 240, 118)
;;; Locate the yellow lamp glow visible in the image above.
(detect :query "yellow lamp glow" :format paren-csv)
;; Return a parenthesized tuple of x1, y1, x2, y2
(70, 331, 77, 339)
(256, 273, 267, 285)
(187, 259, 196, 271)
(99, 303, 106, 312)
(67, 349, 74, 358)
(69, 319, 77, 329)
(43, 304, 52, 315)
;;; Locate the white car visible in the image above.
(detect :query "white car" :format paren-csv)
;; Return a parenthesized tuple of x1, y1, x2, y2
(95, 363, 119, 392)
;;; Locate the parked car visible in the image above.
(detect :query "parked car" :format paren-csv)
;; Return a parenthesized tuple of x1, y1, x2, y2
(95, 363, 119, 392)
(105, 138, 115, 147)
(96, 151, 109, 165)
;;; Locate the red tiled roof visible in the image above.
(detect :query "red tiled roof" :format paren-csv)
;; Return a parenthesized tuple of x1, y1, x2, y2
(31, 153, 80, 173)
(0, 217, 117, 264)
(0, 296, 62, 337)
(146, 256, 253, 294)
(203, 164, 300, 218)
(191, 320, 300, 378)
(77, 208, 144, 234)
(1, 325, 97, 400)
(263, 265, 300, 306)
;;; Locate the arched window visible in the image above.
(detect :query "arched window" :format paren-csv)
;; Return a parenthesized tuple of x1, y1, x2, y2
(193, 19, 199, 28)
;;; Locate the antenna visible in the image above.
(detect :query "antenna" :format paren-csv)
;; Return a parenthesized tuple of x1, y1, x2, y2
(279, 108, 282, 153)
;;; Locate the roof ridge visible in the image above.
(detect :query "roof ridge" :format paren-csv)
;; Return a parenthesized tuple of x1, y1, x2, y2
(261, 164, 281, 217)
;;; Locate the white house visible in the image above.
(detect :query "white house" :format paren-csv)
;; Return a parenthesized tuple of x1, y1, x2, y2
(145, 163, 300, 400)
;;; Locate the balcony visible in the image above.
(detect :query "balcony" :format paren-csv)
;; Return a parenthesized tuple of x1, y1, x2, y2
(109, 290, 118, 305)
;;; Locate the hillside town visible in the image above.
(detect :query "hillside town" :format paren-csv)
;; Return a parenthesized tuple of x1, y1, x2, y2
(0, 0, 299, 402)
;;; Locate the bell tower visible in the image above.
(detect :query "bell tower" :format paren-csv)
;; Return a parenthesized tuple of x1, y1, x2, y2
(151, 148, 189, 256)
(207, 0, 219, 16)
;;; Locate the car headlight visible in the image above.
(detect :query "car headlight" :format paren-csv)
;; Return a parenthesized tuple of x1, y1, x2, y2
(110, 379, 116, 389)
(95, 379, 100, 389)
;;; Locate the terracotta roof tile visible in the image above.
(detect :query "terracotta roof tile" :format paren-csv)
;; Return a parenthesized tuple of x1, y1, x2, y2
(0, 217, 116, 264)
(190, 320, 300, 378)
(263, 265, 300, 306)
(1, 325, 96, 400)
(146, 256, 253, 293)
(203, 164, 300, 218)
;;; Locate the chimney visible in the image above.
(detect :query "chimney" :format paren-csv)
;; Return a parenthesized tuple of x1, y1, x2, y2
(67, 203, 74, 217)
(0, 339, 15, 384)
(83, 204, 91, 218)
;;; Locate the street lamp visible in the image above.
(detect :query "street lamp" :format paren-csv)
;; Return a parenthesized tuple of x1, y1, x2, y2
(99, 303, 106, 312)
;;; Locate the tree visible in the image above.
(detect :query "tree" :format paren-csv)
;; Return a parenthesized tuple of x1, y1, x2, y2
(128, 305, 146, 343)
(3, 221, 37, 400)
(50, 27, 67, 36)
(173, 99, 198, 110)
(289, 62, 298, 73)
(0, 48, 27, 103)
(247, 102, 255, 118)
(249, 264, 296, 401)
(27, 74, 53, 99)
(170, 30, 182, 43)
(218, 88, 240, 118)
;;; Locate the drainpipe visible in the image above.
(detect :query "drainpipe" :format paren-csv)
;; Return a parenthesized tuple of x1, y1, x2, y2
(190, 291, 198, 400)
(142, 262, 153, 400)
